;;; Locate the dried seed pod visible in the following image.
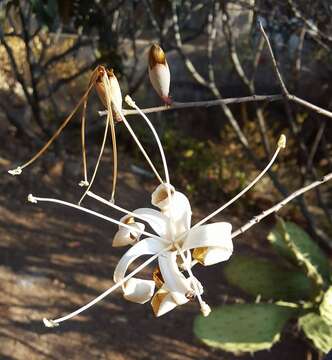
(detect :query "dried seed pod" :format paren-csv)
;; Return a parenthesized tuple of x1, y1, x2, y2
(148, 44, 172, 105)
(95, 67, 123, 122)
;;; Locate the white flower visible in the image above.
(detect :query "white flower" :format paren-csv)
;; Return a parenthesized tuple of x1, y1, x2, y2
(148, 44, 172, 105)
(113, 183, 233, 316)
(33, 99, 285, 327)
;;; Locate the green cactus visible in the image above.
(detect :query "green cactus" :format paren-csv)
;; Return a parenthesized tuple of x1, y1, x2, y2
(320, 287, 332, 326)
(299, 312, 332, 354)
(194, 303, 296, 354)
(223, 255, 315, 301)
(267, 219, 330, 283)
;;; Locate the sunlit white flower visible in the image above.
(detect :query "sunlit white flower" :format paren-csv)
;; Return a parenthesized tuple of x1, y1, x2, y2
(28, 98, 285, 327)
(112, 182, 233, 316)
(148, 44, 172, 105)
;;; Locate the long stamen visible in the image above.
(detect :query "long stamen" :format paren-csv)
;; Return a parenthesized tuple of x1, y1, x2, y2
(8, 72, 98, 176)
(78, 98, 89, 187)
(111, 101, 164, 185)
(174, 243, 211, 317)
(103, 72, 118, 203)
(86, 191, 169, 245)
(125, 96, 171, 185)
(43, 244, 172, 327)
(125, 96, 175, 241)
(192, 135, 286, 229)
(78, 114, 110, 205)
(27, 194, 165, 243)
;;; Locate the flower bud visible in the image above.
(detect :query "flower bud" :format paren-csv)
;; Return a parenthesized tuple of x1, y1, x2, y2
(148, 44, 172, 105)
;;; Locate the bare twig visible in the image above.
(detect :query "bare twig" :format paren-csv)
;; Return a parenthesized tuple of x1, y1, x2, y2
(99, 95, 284, 117)
(259, 21, 289, 95)
(232, 172, 332, 241)
(222, 6, 271, 155)
(259, 22, 332, 227)
(99, 94, 332, 120)
(287, 0, 332, 45)
(307, 122, 326, 172)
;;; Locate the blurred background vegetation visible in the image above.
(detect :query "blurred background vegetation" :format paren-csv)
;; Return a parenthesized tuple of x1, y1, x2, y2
(0, 1, 332, 359)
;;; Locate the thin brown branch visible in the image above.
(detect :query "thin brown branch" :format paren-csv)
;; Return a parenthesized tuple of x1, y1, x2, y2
(259, 21, 332, 227)
(307, 122, 326, 172)
(99, 93, 332, 119)
(99, 94, 284, 116)
(232, 172, 332, 242)
(259, 21, 289, 95)
(221, 6, 271, 155)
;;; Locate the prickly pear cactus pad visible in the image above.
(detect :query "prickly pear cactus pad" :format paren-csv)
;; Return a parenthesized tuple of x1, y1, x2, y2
(194, 303, 296, 354)
(267, 219, 330, 281)
(320, 287, 332, 326)
(223, 255, 314, 301)
(299, 313, 332, 354)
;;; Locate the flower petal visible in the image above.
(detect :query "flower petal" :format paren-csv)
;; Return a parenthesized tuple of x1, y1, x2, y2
(168, 191, 192, 235)
(133, 208, 168, 237)
(113, 237, 165, 283)
(158, 251, 192, 305)
(151, 183, 175, 210)
(183, 222, 233, 266)
(151, 287, 178, 317)
(123, 278, 155, 304)
(112, 215, 145, 247)
(151, 184, 192, 235)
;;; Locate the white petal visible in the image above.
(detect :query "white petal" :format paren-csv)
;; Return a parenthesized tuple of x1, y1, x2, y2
(134, 208, 168, 237)
(151, 184, 192, 236)
(183, 222, 233, 266)
(113, 237, 164, 283)
(151, 287, 178, 317)
(148, 63, 170, 99)
(158, 252, 191, 305)
(195, 247, 233, 266)
(112, 215, 145, 247)
(112, 228, 133, 247)
(123, 278, 155, 304)
(167, 191, 192, 235)
(151, 183, 175, 210)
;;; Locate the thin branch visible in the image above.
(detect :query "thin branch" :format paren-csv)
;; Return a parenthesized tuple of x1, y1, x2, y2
(287, 0, 332, 45)
(259, 21, 332, 227)
(232, 172, 332, 241)
(289, 95, 332, 119)
(221, 6, 271, 155)
(307, 122, 326, 173)
(259, 21, 289, 95)
(99, 94, 284, 116)
(99, 94, 332, 120)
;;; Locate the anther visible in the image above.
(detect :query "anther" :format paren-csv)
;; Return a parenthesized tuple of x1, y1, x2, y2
(28, 194, 37, 203)
(8, 167, 22, 176)
(78, 180, 89, 187)
(200, 301, 211, 317)
(43, 318, 59, 328)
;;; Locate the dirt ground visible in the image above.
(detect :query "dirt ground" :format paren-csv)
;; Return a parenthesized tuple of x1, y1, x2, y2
(0, 133, 313, 360)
